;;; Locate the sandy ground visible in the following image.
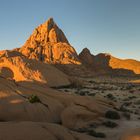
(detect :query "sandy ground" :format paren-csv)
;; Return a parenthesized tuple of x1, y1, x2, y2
(58, 76, 140, 140)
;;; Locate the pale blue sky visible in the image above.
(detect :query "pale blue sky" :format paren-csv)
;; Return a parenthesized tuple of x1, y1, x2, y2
(0, 0, 140, 60)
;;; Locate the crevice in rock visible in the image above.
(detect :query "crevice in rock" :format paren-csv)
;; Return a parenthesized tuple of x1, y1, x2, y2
(74, 102, 102, 115)
(4, 80, 50, 110)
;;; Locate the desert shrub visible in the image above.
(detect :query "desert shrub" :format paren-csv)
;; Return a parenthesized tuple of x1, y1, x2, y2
(102, 121, 118, 128)
(128, 96, 136, 99)
(106, 93, 115, 100)
(101, 90, 104, 93)
(89, 122, 98, 128)
(123, 102, 132, 106)
(105, 110, 120, 120)
(79, 91, 86, 96)
(129, 90, 134, 93)
(88, 130, 106, 138)
(75, 127, 87, 133)
(123, 112, 131, 120)
(125, 85, 134, 90)
(134, 100, 140, 105)
(134, 111, 139, 115)
(78, 90, 89, 96)
(120, 104, 129, 112)
(28, 95, 41, 103)
(64, 89, 69, 92)
(88, 80, 96, 84)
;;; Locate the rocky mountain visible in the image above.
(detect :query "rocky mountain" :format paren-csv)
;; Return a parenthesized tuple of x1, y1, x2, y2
(0, 18, 140, 140)
(19, 18, 80, 64)
(0, 18, 114, 140)
(79, 48, 140, 76)
(0, 18, 140, 81)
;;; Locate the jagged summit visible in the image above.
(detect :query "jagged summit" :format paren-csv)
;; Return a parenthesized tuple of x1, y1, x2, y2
(19, 18, 80, 64)
(79, 48, 94, 66)
(41, 17, 69, 44)
(80, 48, 91, 55)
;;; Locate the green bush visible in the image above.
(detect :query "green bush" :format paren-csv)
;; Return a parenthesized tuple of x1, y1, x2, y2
(105, 110, 120, 120)
(28, 95, 41, 103)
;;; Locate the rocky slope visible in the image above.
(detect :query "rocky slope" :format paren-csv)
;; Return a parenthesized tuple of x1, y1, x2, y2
(0, 76, 115, 140)
(79, 48, 140, 76)
(0, 50, 70, 87)
(19, 18, 80, 64)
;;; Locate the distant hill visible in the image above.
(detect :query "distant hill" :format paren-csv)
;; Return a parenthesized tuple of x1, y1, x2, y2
(79, 48, 140, 76)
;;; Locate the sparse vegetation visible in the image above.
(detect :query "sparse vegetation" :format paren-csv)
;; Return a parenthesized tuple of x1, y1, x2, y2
(74, 127, 87, 133)
(128, 96, 136, 99)
(134, 100, 140, 105)
(28, 95, 41, 103)
(123, 112, 131, 120)
(106, 93, 115, 100)
(120, 104, 129, 112)
(102, 121, 118, 128)
(87, 130, 106, 138)
(129, 90, 134, 93)
(105, 110, 120, 120)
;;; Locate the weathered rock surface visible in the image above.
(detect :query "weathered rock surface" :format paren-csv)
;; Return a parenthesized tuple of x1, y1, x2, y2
(0, 122, 96, 140)
(0, 76, 114, 140)
(120, 128, 140, 140)
(19, 18, 80, 64)
(0, 50, 70, 87)
(79, 48, 94, 67)
(79, 48, 140, 75)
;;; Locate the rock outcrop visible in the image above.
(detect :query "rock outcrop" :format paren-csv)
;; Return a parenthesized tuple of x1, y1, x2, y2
(79, 48, 94, 67)
(0, 76, 114, 140)
(79, 48, 140, 75)
(0, 50, 70, 87)
(19, 18, 80, 64)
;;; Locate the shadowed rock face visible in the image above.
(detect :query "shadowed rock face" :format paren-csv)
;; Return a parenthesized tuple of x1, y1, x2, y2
(79, 48, 140, 75)
(79, 48, 94, 67)
(19, 18, 80, 64)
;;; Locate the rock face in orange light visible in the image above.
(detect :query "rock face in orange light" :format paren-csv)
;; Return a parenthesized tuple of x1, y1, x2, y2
(0, 50, 70, 87)
(19, 18, 80, 64)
